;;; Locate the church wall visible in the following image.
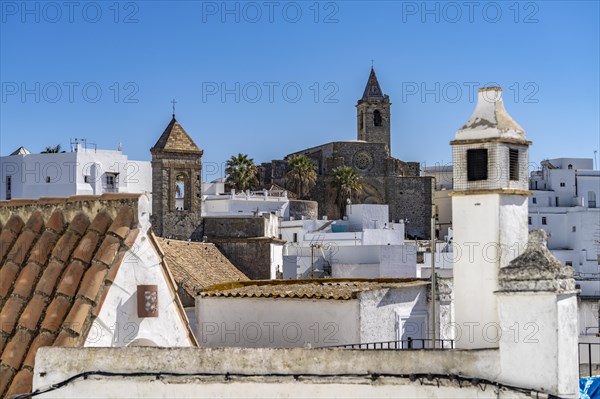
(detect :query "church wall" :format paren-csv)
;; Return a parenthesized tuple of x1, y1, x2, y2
(386, 176, 433, 239)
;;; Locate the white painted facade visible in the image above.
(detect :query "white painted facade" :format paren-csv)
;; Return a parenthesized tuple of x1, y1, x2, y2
(280, 204, 414, 278)
(0, 143, 151, 200)
(202, 188, 290, 219)
(195, 284, 429, 348)
(85, 195, 194, 348)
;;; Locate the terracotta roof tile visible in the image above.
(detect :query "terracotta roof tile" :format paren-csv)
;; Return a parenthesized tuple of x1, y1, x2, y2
(0, 365, 15, 398)
(71, 231, 100, 264)
(0, 229, 19, 263)
(94, 235, 121, 266)
(157, 238, 248, 307)
(63, 300, 92, 335)
(23, 332, 54, 369)
(201, 278, 429, 300)
(18, 294, 47, 332)
(67, 213, 91, 237)
(2, 216, 24, 236)
(41, 296, 70, 333)
(45, 209, 66, 234)
(105, 249, 126, 284)
(150, 117, 202, 155)
(35, 261, 66, 297)
(123, 228, 139, 249)
(23, 211, 44, 235)
(0, 195, 145, 396)
(6, 230, 37, 267)
(55, 261, 85, 298)
(77, 263, 108, 303)
(107, 207, 133, 239)
(1, 329, 32, 369)
(0, 263, 20, 299)
(50, 230, 80, 264)
(85, 212, 110, 235)
(12, 263, 42, 298)
(28, 230, 59, 265)
(0, 297, 25, 335)
(6, 368, 33, 397)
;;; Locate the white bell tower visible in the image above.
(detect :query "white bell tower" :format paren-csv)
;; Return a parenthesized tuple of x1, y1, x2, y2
(451, 87, 531, 349)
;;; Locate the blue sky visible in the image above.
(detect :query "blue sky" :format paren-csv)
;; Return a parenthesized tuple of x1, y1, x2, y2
(1, 0, 599, 179)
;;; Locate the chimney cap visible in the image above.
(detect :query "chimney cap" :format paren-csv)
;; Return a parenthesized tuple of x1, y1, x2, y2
(455, 85, 526, 142)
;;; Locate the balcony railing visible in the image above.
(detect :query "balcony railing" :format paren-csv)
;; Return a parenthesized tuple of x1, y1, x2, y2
(324, 337, 455, 350)
(579, 342, 600, 377)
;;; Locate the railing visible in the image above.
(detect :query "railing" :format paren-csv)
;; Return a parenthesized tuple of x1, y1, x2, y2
(579, 342, 600, 377)
(326, 337, 455, 350)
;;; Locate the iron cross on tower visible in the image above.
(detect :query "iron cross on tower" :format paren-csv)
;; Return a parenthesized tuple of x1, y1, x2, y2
(171, 98, 177, 117)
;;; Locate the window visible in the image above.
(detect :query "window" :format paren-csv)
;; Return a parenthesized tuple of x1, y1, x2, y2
(560, 182, 565, 187)
(466, 149, 488, 181)
(565, 261, 573, 267)
(572, 226, 576, 232)
(174, 173, 188, 211)
(532, 197, 537, 204)
(45, 176, 51, 183)
(509, 149, 519, 181)
(359, 112, 364, 131)
(84, 175, 91, 183)
(293, 233, 298, 243)
(5, 176, 11, 200)
(542, 217, 547, 225)
(589, 191, 597, 208)
(373, 110, 382, 127)
(528, 217, 532, 225)
(568, 164, 573, 170)
(106, 175, 115, 187)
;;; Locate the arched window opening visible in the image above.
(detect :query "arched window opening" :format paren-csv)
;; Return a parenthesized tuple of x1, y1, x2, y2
(359, 112, 364, 131)
(568, 164, 573, 170)
(373, 110, 382, 127)
(175, 172, 188, 210)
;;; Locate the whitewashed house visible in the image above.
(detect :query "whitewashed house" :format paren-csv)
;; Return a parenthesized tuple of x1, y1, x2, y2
(0, 140, 151, 200)
(280, 204, 417, 278)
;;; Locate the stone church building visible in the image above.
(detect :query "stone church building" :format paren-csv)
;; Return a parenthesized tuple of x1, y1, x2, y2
(259, 68, 433, 238)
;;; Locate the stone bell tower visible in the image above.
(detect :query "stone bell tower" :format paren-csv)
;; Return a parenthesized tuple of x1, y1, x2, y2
(150, 115, 203, 240)
(356, 67, 391, 153)
(451, 87, 531, 349)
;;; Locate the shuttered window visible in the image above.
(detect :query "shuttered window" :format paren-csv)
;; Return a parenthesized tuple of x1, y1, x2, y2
(509, 149, 519, 181)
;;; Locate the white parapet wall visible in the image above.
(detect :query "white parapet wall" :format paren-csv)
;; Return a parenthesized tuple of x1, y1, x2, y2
(30, 346, 541, 399)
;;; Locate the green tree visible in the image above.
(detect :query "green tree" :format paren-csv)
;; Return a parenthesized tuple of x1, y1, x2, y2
(41, 144, 62, 153)
(332, 166, 363, 217)
(225, 153, 259, 192)
(285, 155, 317, 199)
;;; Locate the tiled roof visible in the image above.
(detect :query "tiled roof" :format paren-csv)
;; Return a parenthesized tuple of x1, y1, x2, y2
(0, 194, 142, 398)
(200, 278, 429, 300)
(150, 116, 202, 154)
(155, 238, 248, 307)
(361, 67, 384, 99)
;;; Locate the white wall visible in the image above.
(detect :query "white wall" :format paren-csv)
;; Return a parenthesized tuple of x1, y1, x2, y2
(196, 297, 360, 348)
(85, 195, 193, 348)
(0, 147, 151, 200)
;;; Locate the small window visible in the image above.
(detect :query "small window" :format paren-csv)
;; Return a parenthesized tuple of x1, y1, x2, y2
(542, 217, 547, 225)
(565, 261, 573, 267)
(572, 226, 576, 232)
(293, 233, 298, 243)
(373, 110, 382, 127)
(5, 176, 11, 200)
(560, 182, 565, 187)
(45, 176, 51, 183)
(84, 175, 91, 183)
(359, 112, 364, 131)
(532, 197, 537, 204)
(568, 164, 573, 170)
(106, 175, 115, 186)
(528, 217, 532, 225)
(467, 149, 488, 181)
(509, 149, 519, 181)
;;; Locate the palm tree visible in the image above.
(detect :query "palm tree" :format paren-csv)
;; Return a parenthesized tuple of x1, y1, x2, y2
(41, 144, 62, 153)
(332, 166, 363, 218)
(225, 153, 258, 192)
(285, 155, 317, 199)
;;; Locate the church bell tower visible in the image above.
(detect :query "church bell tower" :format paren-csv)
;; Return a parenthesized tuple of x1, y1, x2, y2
(356, 67, 391, 153)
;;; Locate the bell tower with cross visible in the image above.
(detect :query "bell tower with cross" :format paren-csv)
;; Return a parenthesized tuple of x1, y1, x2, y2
(356, 66, 392, 154)
(150, 100, 204, 240)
